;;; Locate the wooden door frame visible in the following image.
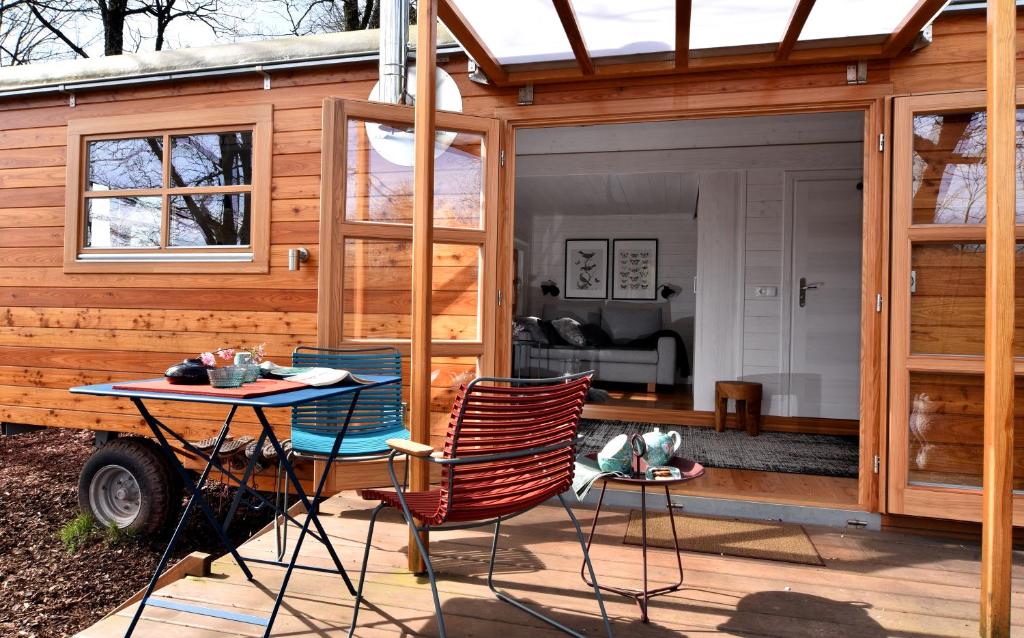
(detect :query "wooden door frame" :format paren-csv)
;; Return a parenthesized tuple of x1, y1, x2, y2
(494, 86, 890, 513)
(888, 88, 1024, 524)
(317, 97, 502, 371)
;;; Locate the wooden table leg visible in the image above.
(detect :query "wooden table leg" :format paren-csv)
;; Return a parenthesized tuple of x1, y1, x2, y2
(747, 395, 761, 437)
(714, 390, 727, 432)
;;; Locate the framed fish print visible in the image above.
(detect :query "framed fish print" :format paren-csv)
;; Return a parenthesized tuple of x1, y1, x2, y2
(564, 239, 608, 299)
(612, 239, 658, 300)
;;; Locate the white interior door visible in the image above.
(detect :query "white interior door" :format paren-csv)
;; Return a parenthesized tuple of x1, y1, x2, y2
(788, 171, 862, 419)
(693, 171, 745, 411)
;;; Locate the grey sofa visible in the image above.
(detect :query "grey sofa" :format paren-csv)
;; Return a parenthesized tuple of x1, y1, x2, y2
(522, 303, 677, 389)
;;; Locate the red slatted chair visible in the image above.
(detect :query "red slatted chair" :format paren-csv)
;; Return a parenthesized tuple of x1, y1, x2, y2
(348, 372, 614, 638)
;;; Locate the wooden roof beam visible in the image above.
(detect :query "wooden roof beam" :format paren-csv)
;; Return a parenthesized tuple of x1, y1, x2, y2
(675, 0, 692, 68)
(552, 0, 595, 75)
(776, 0, 817, 61)
(437, 0, 509, 84)
(882, 0, 949, 57)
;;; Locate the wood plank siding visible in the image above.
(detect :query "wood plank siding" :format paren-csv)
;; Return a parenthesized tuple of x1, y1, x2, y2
(0, 9, 1015, 493)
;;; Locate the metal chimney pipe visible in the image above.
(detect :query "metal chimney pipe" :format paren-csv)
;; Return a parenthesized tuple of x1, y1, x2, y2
(379, 0, 410, 105)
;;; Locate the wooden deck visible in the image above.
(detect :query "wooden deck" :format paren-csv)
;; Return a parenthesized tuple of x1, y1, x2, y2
(76, 493, 1024, 638)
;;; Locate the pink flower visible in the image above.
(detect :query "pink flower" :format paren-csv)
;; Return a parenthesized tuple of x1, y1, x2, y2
(254, 343, 266, 363)
(200, 352, 216, 367)
(218, 349, 235, 361)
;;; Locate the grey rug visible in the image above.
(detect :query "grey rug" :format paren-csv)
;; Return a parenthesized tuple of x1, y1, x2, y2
(577, 419, 858, 478)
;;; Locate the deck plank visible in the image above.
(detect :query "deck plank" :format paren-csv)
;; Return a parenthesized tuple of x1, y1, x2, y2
(75, 492, 1024, 637)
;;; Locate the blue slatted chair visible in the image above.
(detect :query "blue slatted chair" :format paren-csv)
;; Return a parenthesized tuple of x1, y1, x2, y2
(275, 345, 408, 557)
(290, 346, 407, 457)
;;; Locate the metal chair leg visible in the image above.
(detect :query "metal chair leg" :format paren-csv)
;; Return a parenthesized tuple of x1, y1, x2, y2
(348, 503, 386, 638)
(485, 500, 614, 638)
(560, 493, 615, 638)
(407, 520, 446, 637)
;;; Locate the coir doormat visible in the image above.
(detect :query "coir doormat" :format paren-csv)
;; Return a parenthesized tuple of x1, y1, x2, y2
(624, 511, 825, 566)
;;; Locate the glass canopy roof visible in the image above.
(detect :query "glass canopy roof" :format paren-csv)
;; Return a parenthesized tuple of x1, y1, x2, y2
(450, 0, 932, 65)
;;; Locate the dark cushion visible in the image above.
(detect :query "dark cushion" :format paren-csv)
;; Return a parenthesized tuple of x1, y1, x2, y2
(580, 323, 613, 347)
(517, 316, 549, 344)
(551, 317, 587, 347)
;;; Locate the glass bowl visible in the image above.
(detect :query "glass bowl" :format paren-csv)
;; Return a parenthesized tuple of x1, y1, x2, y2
(240, 363, 261, 383)
(208, 365, 246, 388)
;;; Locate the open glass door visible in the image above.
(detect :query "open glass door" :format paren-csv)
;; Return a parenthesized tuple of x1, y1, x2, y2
(318, 98, 501, 452)
(888, 91, 1024, 522)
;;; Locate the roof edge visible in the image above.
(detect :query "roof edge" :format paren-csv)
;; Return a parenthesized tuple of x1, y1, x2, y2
(0, 26, 460, 99)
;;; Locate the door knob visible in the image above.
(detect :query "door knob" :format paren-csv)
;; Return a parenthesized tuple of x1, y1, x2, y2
(799, 277, 823, 307)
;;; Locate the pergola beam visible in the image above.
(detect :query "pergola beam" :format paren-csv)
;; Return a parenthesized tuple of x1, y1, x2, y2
(408, 0, 437, 574)
(552, 0, 594, 75)
(776, 0, 817, 61)
(675, 0, 692, 68)
(437, 0, 508, 84)
(882, 0, 949, 57)
(980, 0, 1017, 635)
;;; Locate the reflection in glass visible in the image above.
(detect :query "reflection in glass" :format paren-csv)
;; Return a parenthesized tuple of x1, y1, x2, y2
(170, 131, 253, 188)
(343, 238, 480, 340)
(910, 242, 1024, 356)
(911, 110, 1024, 224)
(87, 138, 163, 191)
(85, 197, 162, 248)
(908, 373, 1024, 490)
(169, 193, 251, 246)
(344, 119, 483, 229)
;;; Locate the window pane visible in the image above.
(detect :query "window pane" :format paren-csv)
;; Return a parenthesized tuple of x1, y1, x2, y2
(449, 0, 572, 64)
(908, 373, 1024, 490)
(911, 110, 1024, 225)
(170, 131, 253, 188)
(169, 193, 251, 246)
(910, 242, 1024, 356)
(84, 197, 162, 248)
(574, 0, 674, 57)
(343, 238, 480, 340)
(690, 0, 793, 50)
(802, 0, 920, 41)
(345, 119, 483, 229)
(87, 138, 163, 191)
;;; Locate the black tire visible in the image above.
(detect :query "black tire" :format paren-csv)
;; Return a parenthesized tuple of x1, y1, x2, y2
(78, 437, 173, 536)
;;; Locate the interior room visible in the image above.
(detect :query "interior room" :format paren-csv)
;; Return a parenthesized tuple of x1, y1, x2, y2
(512, 111, 866, 506)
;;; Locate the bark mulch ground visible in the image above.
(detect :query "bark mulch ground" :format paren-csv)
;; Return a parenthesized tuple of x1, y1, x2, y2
(0, 428, 275, 638)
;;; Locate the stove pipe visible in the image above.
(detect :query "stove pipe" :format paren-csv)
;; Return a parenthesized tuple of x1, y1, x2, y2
(378, 0, 410, 105)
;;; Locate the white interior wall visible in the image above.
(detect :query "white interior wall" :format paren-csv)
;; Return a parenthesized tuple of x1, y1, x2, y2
(514, 112, 864, 414)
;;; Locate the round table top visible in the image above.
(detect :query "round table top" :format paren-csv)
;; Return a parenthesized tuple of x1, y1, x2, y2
(584, 453, 705, 486)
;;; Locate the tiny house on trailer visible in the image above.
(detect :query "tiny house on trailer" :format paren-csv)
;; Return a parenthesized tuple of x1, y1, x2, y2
(0, 0, 1019, 545)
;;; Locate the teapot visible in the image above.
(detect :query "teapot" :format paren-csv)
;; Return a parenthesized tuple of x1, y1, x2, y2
(641, 427, 682, 467)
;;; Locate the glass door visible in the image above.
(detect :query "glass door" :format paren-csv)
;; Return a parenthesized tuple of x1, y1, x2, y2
(888, 90, 1024, 522)
(318, 99, 501, 449)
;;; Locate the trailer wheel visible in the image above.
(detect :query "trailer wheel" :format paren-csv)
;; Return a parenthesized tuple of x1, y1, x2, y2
(78, 437, 174, 535)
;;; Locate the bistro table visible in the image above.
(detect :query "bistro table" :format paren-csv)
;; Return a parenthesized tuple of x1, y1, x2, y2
(70, 375, 400, 638)
(580, 454, 705, 623)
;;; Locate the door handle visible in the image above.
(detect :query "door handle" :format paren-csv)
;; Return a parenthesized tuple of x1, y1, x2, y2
(799, 277, 824, 307)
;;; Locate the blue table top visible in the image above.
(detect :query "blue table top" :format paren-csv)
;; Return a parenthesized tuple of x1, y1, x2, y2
(69, 376, 401, 408)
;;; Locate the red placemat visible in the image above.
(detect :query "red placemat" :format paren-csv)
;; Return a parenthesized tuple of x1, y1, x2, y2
(112, 378, 306, 398)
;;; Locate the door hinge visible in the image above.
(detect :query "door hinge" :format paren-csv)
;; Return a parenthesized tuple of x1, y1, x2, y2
(873, 455, 880, 474)
(910, 270, 917, 294)
(499, 149, 506, 167)
(497, 289, 503, 306)
(878, 133, 885, 152)
(875, 293, 882, 312)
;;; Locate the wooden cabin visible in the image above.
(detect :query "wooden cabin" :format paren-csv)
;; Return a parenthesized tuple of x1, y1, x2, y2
(0, 0, 1019, 554)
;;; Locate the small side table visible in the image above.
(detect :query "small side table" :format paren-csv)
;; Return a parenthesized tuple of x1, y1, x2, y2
(714, 380, 763, 436)
(579, 455, 705, 623)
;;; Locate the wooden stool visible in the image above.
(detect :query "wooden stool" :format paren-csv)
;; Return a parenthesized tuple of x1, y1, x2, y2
(714, 381, 762, 436)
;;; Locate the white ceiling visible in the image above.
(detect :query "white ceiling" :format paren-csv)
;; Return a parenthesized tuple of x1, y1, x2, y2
(514, 112, 863, 219)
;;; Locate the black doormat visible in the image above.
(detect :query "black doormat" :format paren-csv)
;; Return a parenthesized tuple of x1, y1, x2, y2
(577, 419, 859, 478)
